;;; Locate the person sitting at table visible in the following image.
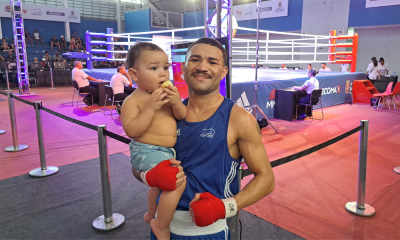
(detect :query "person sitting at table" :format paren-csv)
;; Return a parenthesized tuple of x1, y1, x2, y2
(110, 66, 133, 114)
(33, 57, 39, 64)
(320, 63, 331, 71)
(378, 57, 389, 75)
(366, 57, 380, 84)
(279, 63, 288, 70)
(72, 61, 103, 106)
(291, 69, 320, 119)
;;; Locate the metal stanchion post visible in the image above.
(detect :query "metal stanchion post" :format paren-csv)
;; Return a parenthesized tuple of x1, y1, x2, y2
(227, 166, 242, 240)
(4, 93, 28, 152)
(49, 67, 56, 90)
(29, 102, 59, 177)
(93, 125, 125, 231)
(345, 120, 375, 217)
(4, 69, 13, 93)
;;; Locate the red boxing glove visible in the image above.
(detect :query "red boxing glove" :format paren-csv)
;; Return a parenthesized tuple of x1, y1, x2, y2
(191, 192, 237, 227)
(142, 159, 178, 191)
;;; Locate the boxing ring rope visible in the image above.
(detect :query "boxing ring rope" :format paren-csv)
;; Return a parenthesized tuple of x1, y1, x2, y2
(83, 26, 358, 72)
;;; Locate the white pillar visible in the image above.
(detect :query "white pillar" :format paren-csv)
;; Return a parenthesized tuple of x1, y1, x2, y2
(116, 0, 122, 33)
(63, 0, 71, 41)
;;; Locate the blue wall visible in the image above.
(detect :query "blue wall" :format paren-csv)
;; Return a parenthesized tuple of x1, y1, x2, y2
(1, 18, 64, 41)
(1, 18, 117, 42)
(349, 0, 400, 27)
(70, 19, 118, 40)
(237, 0, 302, 33)
(125, 9, 174, 38)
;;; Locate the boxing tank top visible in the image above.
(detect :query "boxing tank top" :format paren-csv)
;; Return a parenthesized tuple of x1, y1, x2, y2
(175, 97, 241, 211)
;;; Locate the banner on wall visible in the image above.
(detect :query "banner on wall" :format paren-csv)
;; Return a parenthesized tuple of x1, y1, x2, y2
(232, 0, 288, 22)
(366, 0, 400, 8)
(0, 2, 80, 23)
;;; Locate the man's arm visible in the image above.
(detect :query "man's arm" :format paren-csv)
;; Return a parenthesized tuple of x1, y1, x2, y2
(87, 76, 102, 82)
(231, 108, 275, 210)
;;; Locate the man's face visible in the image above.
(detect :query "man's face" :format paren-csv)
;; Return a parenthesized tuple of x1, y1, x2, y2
(282, 64, 285, 68)
(2, 39, 6, 43)
(46, 53, 49, 56)
(120, 67, 126, 75)
(56, 52, 59, 56)
(129, 50, 170, 92)
(8, 52, 12, 57)
(53, 36, 56, 39)
(321, 64, 326, 69)
(308, 65, 312, 70)
(380, 60, 384, 65)
(184, 43, 227, 96)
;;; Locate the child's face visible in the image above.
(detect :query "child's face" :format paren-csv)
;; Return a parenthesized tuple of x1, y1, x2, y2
(129, 50, 170, 92)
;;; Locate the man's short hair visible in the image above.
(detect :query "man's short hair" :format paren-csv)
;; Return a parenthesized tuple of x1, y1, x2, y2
(117, 66, 124, 73)
(308, 64, 312, 66)
(45, 51, 48, 54)
(186, 38, 227, 66)
(321, 63, 326, 65)
(74, 61, 81, 67)
(126, 42, 163, 69)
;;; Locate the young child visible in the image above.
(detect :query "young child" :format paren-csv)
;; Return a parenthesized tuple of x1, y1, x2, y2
(121, 42, 187, 240)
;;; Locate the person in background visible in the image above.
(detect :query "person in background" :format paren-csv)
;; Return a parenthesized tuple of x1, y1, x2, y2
(1, 38, 14, 52)
(69, 37, 78, 52)
(76, 36, 83, 50)
(24, 28, 33, 46)
(210, 3, 238, 37)
(320, 63, 331, 71)
(33, 57, 39, 63)
(6, 51, 16, 62)
(40, 58, 47, 67)
(59, 35, 67, 52)
(32, 29, 44, 46)
(307, 64, 312, 70)
(72, 30, 78, 39)
(110, 66, 132, 114)
(340, 63, 349, 72)
(71, 61, 103, 106)
(378, 58, 389, 75)
(53, 52, 63, 62)
(50, 36, 60, 52)
(279, 63, 288, 70)
(366, 57, 380, 84)
(43, 51, 52, 64)
(292, 69, 320, 119)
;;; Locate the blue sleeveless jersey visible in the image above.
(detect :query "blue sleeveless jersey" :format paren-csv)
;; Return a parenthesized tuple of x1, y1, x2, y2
(175, 98, 241, 211)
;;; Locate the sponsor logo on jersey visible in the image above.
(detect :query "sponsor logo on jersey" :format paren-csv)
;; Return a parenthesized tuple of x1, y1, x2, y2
(200, 128, 215, 138)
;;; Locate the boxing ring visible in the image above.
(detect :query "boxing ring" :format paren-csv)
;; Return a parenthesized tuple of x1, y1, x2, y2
(77, 27, 364, 118)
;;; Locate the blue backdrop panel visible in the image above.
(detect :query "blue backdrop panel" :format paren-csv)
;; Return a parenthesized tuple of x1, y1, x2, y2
(231, 69, 365, 119)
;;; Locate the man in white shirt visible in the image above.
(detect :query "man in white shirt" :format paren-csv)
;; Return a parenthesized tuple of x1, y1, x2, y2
(279, 63, 288, 69)
(378, 58, 389, 75)
(110, 66, 133, 103)
(320, 63, 331, 71)
(340, 64, 349, 72)
(71, 61, 103, 106)
(210, 4, 238, 38)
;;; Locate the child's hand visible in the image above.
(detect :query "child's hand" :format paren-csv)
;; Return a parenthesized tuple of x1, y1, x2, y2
(163, 86, 182, 107)
(146, 88, 169, 112)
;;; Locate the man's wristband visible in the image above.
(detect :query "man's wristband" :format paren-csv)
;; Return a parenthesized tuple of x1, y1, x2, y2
(221, 197, 238, 218)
